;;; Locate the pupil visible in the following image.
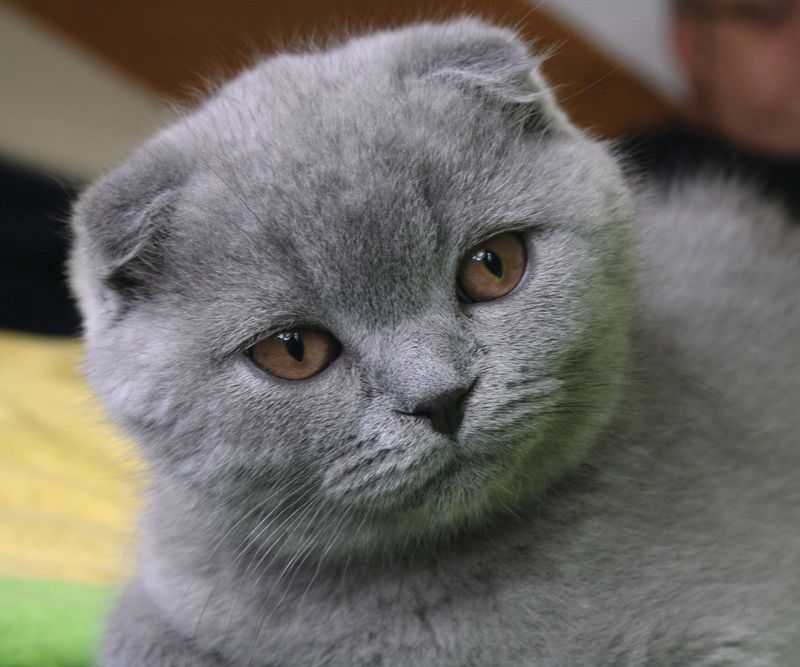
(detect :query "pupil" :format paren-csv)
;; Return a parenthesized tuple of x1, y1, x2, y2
(280, 332, 305, 362)
(481, 250, 503, 278)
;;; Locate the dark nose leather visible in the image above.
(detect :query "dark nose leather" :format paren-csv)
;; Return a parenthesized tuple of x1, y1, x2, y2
(410, 385, 471, 436)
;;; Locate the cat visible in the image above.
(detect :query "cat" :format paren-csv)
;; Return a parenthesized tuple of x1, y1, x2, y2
(69, 18, 800, 666)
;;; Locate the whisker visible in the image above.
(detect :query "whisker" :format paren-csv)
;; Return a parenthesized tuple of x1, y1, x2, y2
(185, 474, 313, 637)
(242, 497, 334, 666)
(218, 490, 321, 635)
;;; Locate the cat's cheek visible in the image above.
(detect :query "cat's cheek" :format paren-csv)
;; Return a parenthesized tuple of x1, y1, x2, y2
(225, 351, 363, 458)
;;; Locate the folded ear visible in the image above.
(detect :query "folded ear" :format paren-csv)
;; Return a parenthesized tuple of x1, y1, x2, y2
(395, 18, 576, 134)
(69, 142, 188, 326)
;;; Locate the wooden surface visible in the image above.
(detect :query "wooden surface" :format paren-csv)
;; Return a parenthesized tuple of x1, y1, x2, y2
(10, 0, 674, 138)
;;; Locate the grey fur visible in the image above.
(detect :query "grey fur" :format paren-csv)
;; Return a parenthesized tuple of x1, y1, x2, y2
(69, 19, 800, 666)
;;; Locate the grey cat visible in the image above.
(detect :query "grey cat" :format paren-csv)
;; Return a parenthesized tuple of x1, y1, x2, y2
(69, 19, 800, 666)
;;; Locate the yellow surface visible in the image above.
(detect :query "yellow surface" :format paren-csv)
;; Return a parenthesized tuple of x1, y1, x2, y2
(0, 330, 144, 585)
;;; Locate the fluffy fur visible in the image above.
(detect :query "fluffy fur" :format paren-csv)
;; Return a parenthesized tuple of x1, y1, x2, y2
(69, 19, 800, 666)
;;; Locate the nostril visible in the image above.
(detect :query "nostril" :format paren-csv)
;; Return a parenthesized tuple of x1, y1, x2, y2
(410, 409, 434, 422)
(457, 377, 477, 407)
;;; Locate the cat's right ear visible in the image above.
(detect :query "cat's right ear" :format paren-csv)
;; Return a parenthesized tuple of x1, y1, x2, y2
(394, 18, 577, 135)
(69, 142, 187, 329)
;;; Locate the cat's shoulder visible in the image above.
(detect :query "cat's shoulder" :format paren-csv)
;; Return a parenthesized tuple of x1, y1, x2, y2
(627, 174, 799, 447)
(630, 175, 798, 342)
(633, 175, 799, 287)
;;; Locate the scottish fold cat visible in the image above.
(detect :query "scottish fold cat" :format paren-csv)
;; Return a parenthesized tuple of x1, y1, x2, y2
(69, 19, 799, 666)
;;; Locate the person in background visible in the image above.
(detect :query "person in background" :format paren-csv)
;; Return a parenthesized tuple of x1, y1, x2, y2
(626, 0, 800, 218)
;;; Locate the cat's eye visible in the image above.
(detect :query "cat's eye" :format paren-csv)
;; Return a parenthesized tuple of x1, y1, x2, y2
(456, 232, 527, 304)
(248, 328, 340, 380)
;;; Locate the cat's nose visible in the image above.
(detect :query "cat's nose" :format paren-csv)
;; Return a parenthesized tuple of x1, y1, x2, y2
(407, 383, 474, 437)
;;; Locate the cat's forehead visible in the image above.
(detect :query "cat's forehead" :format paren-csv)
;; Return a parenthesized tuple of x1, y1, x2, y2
(175, 70, 548, 320)
(180, 124, 465, 324)
(193, 51, 520, 217)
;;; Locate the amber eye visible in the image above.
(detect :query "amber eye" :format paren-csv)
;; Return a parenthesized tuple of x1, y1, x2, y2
(456, 232, 527, 303)
(248, 328, 340, 380)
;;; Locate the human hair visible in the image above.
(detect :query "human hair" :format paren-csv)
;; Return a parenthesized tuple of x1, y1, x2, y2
(670, 0, 714, 16)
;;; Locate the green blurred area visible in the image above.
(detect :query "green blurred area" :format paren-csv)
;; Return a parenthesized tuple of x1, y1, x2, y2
(0, 577, 115, 667)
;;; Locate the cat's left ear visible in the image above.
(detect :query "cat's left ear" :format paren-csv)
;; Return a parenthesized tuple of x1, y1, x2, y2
(69, 139, 189, 332)
(395, 18, 577, 135)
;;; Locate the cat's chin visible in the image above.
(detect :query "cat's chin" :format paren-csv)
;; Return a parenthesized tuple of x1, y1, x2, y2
(312, 440, 551, 556)
(311, 466, 543, 561)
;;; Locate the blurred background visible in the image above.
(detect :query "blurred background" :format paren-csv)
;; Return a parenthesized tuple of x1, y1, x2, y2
(3, 0, 679, 175)
(2, 0, 683, 337)
(4, 0, 800, 337)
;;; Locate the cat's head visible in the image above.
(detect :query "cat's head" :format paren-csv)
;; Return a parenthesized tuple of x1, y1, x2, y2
(70, 19, 633, 557)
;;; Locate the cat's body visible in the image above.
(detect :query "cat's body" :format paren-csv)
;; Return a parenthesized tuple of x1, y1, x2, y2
(70, 20, 800, 666)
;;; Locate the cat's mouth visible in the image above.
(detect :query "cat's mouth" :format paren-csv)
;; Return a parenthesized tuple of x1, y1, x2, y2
(329, 439, 502, 520)
(323, 435, 456, 502)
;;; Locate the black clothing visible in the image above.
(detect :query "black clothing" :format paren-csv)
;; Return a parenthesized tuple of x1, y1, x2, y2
(622, 123, 800, 220)
(1, 157, 82, 336)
